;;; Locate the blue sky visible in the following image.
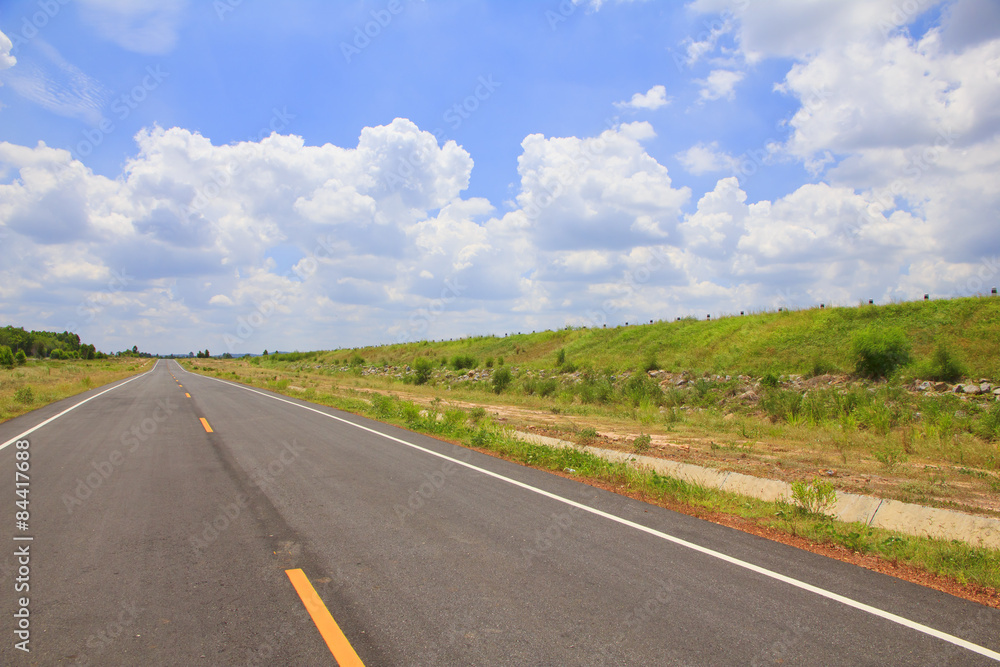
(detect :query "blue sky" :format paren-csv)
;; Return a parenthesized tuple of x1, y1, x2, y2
(1, 0, 999, 354)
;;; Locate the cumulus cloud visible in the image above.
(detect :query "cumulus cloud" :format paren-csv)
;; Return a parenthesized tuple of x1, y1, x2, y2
(676, 141, 738, 175)
(616, 85, 670, 111)
(696, 69, 743, 101)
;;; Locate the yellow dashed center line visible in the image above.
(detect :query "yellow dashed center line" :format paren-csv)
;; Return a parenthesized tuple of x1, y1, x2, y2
(185, 393, 191, 398)
(285, 569, 365, 666)
(199, 417, 213, 433)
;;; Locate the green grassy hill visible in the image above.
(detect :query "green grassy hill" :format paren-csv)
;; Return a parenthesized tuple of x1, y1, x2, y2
(305, 296, 999, 380)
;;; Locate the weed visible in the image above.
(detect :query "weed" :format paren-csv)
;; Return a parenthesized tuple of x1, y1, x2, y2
(790, 477, 837, 516)
(13, 386, 34, 404)
(873, 443, 908, 471)
(633, 434, 652, 453)
(577, 427, 599, 445)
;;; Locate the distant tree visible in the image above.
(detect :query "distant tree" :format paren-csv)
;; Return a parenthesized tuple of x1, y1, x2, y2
(132, 345, 138, 354)
(14, 349, 27, 366)
(222, 352, 233, 359)
(263, 349, 269, 356)
(204, 349, 210, 358)
(49, 349, 64, 360)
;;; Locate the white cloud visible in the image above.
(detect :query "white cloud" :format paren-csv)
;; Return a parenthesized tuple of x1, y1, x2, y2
(0, 30, 16, 73)
(696, 69, 743, 101)
(0, 41, 108, 123)
(676, 141, 738, 175)
(616, 84, 670, 111)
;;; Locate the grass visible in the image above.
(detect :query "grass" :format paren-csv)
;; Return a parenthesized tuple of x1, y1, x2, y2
(178, 362, 1000, 596)
(293, 296, 1000, 379)
(0, 358, 151, 423)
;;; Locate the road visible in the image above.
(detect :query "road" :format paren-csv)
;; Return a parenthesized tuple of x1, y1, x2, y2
(0, 359, 998, 665)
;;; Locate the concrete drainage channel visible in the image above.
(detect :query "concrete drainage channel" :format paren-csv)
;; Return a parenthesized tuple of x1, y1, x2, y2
(513, 431, 1000, 550)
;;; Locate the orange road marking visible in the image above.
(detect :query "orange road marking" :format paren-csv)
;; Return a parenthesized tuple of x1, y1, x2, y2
(199, 418, 213, 433)
(285, 569, 365, 666)
(185, 393, 191, 398)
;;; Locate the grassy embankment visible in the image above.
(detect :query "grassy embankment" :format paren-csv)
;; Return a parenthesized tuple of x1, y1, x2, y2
(0, 358, 150, 424)
(182, 296, 1000, 601)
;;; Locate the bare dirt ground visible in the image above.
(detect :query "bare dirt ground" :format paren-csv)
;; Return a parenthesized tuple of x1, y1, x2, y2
(339, 383, 1000, 518)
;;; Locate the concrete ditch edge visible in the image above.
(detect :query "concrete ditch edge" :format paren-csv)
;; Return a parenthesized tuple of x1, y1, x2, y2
(512, 430, 1000, 550)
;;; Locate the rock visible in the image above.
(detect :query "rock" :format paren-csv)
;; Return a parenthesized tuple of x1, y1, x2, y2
(993, 387, 1000, 396)
(675, 378, 688, 386)
(962, 384, 983, 395)
(981, 382, 993, 393)
(917, 381, 932, 391)
(933, 382, 950, 392)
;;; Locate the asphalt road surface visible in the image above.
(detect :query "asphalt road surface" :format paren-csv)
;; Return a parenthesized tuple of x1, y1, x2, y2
(1, 360, 998, 665)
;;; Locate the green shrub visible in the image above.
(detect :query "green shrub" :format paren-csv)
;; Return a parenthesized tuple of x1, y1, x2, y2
(621, 373, 662, 407)
(469, 406, 487, 423)
(0, 346, 14, 369)
(49, 349, 64, 360)
(556, 348, 566, 366)
(633, 434, 652, 453)
(873, 443, 908, 471)
(492, 366, 512, 394)
(14, 349, 27, 366)
(975, 403, 1000, 442)
(578, 427, 598, 444)
(348, 352, 365, 368)
(642, 352, 660, 373)
(790, 477, 837, 516)
(918, 343, 966, 382)
(413, 357, 434, 385)
(760, 371, 780, 388)
(537, 378, 558, 397)
(13, 386, 34, 405)
(451, 355, 477, 371)
(852, 326, 911, 379)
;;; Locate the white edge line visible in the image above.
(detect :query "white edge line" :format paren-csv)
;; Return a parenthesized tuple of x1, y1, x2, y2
(184, 363, 1000, 663)
(0, 360, 159, 451)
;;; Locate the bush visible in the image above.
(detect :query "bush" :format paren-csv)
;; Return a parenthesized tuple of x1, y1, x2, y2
(348, 352, 365, 368)
(14, 349, 27, 366)
(13, 386, 34, 405)
(918, 343, 966, 383)
(642, 352, 660, 373)
(790, 477, 837, 516)
(492, 366, 512, 394)
(0, 345, 14, 369)
(852, 326, 911, 379)
(413, 357, 434, 385)
(621, 373, 663, 407)
(633, 434, 652, 453)
(556, 348, 566, 366)
(760, 371, 780, 388)
(451, 355, 476, 371)
(49, 349, 65, 360)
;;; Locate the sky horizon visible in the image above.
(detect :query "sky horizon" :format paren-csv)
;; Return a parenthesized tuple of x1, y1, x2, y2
(1, 0, 999, 355)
